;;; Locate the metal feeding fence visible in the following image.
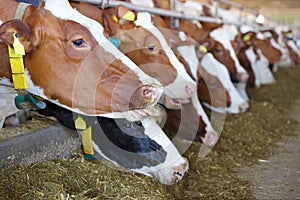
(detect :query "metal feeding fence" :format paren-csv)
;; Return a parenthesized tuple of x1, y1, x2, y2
(72, 0, 296, 35)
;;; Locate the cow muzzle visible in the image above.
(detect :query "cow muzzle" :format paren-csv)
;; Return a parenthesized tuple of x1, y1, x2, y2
(151, 157, 189, 185)
(129, 84, 163, 110)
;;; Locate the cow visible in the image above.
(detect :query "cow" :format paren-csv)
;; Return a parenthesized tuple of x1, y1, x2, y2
(70, 2, 197, 110)
(268, 27, 295, 69)
(236, 29, 280, 87)
(0, 0, 167, 124)
(35, 100, 189, 185)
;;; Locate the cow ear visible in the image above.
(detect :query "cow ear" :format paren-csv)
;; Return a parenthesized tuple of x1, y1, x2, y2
(102, 11, 120, 36)
(0, 19, 34, 52)
(198, 39, 213, 51)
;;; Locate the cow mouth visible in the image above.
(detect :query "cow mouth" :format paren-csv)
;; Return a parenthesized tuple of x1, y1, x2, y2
(164, 95, 190, 109)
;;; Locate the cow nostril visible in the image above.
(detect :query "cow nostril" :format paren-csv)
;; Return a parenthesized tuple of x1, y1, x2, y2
(185, 83, 196, 96)
(239, 103, 249, 112)
(174, 171, 182, 177)
(238, 73, 249, 82)
(143, 88, 154, 98)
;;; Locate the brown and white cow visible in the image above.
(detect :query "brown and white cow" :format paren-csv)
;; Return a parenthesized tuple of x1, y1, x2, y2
(236, 29, 280, 87)
(0, 0, 165, 120)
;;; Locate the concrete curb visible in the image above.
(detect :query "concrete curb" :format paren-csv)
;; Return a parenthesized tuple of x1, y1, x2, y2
(0, 123, 81, 169)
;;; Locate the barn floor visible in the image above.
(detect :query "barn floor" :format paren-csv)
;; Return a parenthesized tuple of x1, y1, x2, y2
(0, 65, 300, 199)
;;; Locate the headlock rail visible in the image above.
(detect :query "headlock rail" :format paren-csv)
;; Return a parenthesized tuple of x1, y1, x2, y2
(72, 0, 294, 31)
(72, 0, 224, 24)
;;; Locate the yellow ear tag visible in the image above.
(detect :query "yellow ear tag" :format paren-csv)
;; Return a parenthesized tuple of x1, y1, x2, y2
(199, 45, 207, 53)
(82, 126, 94, 155)
(13, 34, 25, 55)
(112, 14, 118, 23)
(75, 115, 86, 130)
(121, 11, 135, 21)
(243, 34, 251, 42)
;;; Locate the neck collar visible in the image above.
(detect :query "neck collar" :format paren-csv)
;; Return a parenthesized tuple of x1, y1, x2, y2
(14, 2, 30, 20)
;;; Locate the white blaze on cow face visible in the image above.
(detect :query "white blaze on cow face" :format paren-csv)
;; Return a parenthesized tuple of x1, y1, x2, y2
(245, 47, 276, 86)
(245, 47, 261, 87)
(44, 0, 160, 87)
(255, 49, 276, 85)
(210, 25, 247, 75)
(201, 53, 249, 113)
(209, 25, 249, 100)
(265, 30, 294, 68)
(134, 12, 196, 100)
(177, 45, 199, 82)
(287, 40, 300, 58)
(175, 45, 219, 147)
(190, 92, 219, 148)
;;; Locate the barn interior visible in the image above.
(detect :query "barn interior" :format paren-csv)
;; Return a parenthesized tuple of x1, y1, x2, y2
(0, 0, 300, 199)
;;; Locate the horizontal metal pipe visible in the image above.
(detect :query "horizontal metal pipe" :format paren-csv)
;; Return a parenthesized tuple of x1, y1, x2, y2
(217, 0, 243, 10)
(73, 0, 224, 24)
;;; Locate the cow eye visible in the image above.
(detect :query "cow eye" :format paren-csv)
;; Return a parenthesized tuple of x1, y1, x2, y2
(72, 39, 84, 46)
(214, 48, 222, 54)
(148, 45, 157, 51)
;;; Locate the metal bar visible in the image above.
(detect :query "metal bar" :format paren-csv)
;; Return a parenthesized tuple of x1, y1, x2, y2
(73, 0, 223, 24)
(170, 0, 179, 28)
(218, 0, 243, 10)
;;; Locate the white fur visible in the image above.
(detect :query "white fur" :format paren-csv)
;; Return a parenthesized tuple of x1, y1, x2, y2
(210, 25, 246, 74)
(245, 47, 261, 87)
(255, 49, 276, 85)
(210, 25, 249, 101)
(177, 45, 199, 82)
(287, 40, 300, 58)
(201, 53, 248, 113)
(178, 31, 186, 42)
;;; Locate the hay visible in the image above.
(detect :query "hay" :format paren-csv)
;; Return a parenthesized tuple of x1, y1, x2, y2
(1, 66, 300, 199)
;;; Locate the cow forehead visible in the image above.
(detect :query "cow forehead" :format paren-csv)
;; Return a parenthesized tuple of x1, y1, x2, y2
(134, 12, 189, 75)
(44, 0, 106, 44)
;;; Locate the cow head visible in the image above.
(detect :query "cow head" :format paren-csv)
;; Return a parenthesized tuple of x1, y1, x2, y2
(252, 32, 282, 64)
(101, 6, 178, 87)
(0, 0, 163, 117)
(70, 3, 197, 109)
